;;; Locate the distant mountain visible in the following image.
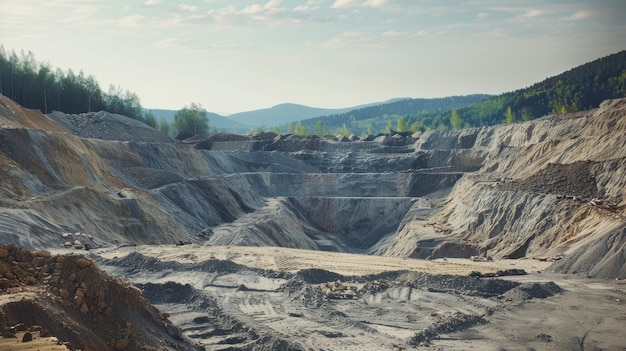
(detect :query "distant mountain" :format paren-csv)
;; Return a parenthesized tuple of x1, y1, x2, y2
(147, 109, 252, 133)
(226, 101, 384, 127)
(410, 50, 626, 130)
(298, 95, 491, 135)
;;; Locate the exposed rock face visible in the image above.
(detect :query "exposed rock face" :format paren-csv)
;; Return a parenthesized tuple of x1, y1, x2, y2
(387, 98, 626, 278)
(0, 95, 625, 278)
(0, 244, 198, 351)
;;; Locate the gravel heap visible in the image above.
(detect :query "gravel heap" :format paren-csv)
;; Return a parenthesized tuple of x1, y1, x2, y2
(47, 111, 173, 143)
(506, 160, 601, 200)
(408, 312, 488, 347)
(499, 281, 563, 302)
(98, 251, 248, 275)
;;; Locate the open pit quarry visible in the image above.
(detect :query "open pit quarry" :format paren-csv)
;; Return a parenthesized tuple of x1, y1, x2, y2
(1, 95, 625, 350)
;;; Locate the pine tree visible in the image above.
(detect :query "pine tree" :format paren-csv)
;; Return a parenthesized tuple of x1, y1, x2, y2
(397, 116, 407, 132)
(450, 109, 463, 130)
(504, 106, 516, 124)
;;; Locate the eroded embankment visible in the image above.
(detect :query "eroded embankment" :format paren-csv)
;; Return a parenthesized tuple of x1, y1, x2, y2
(0, 244, 199, 351)
(385, 98, 626, 278)
(0, 95, 454, 254)
(1, 95, 626, 278)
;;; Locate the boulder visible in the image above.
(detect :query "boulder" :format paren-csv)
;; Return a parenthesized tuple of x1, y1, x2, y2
(113, 338, 129, 350)
(21, 332, 32, 342)
(75, 258, 92, 269)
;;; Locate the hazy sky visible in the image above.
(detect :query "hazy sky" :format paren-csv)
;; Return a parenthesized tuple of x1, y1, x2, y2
(1, 1, 625, 114)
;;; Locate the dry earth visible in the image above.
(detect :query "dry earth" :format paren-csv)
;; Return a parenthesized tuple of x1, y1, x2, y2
(89, 245, 625, 351)
(2, 95, 626, 350)
(0, 245, 200, 351)
(2, 244, 625, 350)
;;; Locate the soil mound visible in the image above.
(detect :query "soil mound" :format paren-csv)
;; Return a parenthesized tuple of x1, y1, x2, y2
(407, 312, 487, 346)
(47, 110, 173, 143)
(0, 95, 65, 132)
(399, 271, 521, 297)
(295, 268, 344, 284)
(101, 252, 249, 275)
(139, 281, 196, 304)
(499, 281, 563, 302)
(0, 244, 199, 351)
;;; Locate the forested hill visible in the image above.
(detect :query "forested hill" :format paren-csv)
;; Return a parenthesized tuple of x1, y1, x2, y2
(0, 47, 144, 120)
(409, 50, 626, 130)
(298, 94, 491, 135)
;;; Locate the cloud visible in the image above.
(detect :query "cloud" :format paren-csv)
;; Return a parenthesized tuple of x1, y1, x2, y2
(331, 0, 390, 9)
(320, 29, 411, 48)
(475, 28, 506, 38)
(204, 1, 328, 28)
(363, 0, 389, 8)
(45, 1, 104, 27)
(178, 4, 199, 12)
(509, 9, 545, 22)
(118, 13, 183, 29)
(523, 9, 544, 17)
(153, 37, 179, 49)
(143, 0, 161, 6)
(475, 12, 488, 19)
(119, 14, 146, 27)
(188, 14, 207, 20)
(265, 0, 281, 9)
(331, 0, 359, 9)
(242, 4, 264, 14)
(320, 30, 365, 48)
(382, 30, 407, 37)
(152, 36, 251, 51)
(561, 10, 590, 21)
(242, 0, 282, 14)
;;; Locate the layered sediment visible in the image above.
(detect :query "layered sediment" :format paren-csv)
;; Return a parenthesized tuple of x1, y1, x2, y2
(0, 95, 625, 278)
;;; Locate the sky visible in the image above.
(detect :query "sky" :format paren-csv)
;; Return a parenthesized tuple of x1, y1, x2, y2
(1, 1, 625, 115)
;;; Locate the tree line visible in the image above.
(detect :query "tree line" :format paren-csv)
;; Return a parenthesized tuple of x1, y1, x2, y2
(0, 46, 145, 121)
(276, 50, 626, 135)
(292, 95, 490, 136)
(407, 50, 626, 130)
(0, 46, 216, 137)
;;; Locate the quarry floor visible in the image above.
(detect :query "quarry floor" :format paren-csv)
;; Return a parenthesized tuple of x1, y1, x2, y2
(89, 245, 626, 351)
(94, 244, 551, 276)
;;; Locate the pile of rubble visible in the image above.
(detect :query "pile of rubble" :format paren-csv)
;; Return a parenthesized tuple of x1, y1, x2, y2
(0, 245, 199, 351)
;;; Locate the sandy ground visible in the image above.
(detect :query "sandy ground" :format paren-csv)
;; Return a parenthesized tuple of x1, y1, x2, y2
(0, 332, 68, 351)
(87, 245, 626, 350)
(94, 244, 551, 276)
(0, 291, 69, 351)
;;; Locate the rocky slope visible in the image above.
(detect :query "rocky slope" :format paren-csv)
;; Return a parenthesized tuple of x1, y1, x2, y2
(0, 95, 625, 278)
(386, 98, 626, 278)
(0, 244, 199, 350)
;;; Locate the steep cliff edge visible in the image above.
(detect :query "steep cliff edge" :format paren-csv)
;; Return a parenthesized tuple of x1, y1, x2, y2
(1, 94, 625, 278)
(386, 98, 626, 278)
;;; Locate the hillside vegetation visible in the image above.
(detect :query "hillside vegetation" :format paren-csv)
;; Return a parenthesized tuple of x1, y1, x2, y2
(295, 50, 626, 136)
(297, 95, 490, 136)
(0, 46, 146, 121)
(407, 50, 626, 130)
(228, 102, 366, 127)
